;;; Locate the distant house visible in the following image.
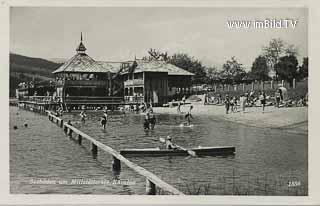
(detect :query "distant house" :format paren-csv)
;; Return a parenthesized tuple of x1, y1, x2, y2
(51, 34, 194, 107)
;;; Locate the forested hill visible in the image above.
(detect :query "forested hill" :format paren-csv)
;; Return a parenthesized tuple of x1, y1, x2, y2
(9, 53, 62, 97)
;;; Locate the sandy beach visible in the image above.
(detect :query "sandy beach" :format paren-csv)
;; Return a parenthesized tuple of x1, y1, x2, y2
(153, 99, 308, 134)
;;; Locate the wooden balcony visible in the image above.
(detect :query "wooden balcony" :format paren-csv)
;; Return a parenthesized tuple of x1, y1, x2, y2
(57, 80, 107, 87)
(65, 96, 124, 105)
(124, 79, 144, 87)
(124, 96, 144, 103)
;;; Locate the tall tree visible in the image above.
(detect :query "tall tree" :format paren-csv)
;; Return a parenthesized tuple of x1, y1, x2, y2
(298, 57, 308, 79)
(262, 38, 285, 78)
(274, 55, 299, 85)
(145, 48, 170, 61)
(250, 55, 269, 81)
(205, 66, 219, 85)
(168, 53, 207, 84)
(220, 56, 246, 84)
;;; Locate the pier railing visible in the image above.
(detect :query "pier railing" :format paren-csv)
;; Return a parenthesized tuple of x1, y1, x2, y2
(47, 112, 184, 195)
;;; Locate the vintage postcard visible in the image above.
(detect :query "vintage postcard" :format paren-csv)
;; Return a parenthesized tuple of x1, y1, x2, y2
(1, 0, 319, 205)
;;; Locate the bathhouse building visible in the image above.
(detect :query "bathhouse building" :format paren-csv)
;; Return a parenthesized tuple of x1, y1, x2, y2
(51, 34, 194, 107)
(52, 34, 123, 107)
(121, 60, 194, 105)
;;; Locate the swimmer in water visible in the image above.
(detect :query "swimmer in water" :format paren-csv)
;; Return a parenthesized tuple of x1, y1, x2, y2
(184, 105, 193, 126)
(101, 116, 107, 129)
(80, 110, 86, 123)
(149, 111, 156, 130)
(143, 112, 150, 130)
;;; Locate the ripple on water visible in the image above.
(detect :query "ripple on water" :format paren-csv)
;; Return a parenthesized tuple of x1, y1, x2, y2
(10, 107, 308, 195)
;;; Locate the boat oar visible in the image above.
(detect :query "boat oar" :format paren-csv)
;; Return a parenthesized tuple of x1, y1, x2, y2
(159, 137, 197, 157)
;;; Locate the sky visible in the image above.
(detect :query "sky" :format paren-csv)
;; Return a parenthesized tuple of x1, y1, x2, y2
(10, 7, 307, 69)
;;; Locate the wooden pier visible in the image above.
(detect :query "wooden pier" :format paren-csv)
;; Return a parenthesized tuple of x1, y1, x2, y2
(47, 112, 184, 195)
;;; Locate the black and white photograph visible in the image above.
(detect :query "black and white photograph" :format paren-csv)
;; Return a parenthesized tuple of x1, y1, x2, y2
(4, 1, 314, 203)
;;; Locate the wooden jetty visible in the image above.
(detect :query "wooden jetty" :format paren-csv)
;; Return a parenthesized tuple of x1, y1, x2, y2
(47, 111, 184, 195)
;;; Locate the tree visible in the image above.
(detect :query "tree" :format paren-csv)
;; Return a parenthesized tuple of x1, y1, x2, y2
(298, 57, 308, 79)
(205, 66, 219, 85)
(168, 53, 207, 84)
(219, 56, 246, 84)
(262, 38, 285, 78)
(274, 55, 299, 85)
(250, 55, 270, 81)
(145, 48, 170, 61)
(285, 44, 299, 56)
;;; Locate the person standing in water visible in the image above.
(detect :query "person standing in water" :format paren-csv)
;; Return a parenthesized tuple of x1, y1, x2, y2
(99, 110, 108, 129)
(100, 116, 107, 130)
(80, 110, 87, 123)
(177, 101, 181, 114)
(143, 111, 150, 130)
(184, 105, 194, 125)
(149, 111, 156, 130)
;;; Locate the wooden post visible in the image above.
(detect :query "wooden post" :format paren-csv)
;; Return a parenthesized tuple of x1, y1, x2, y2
(261, 81, 264, 90)
(242, 83, 245, 91)
(78, 134, 82, 145)
(68, 128, 73, 138)
(92, 143, 98, 157)
(251, 82, 254, 90)
(64, 125, 67, 134)
(60, 119, 63, 128)
(293, 78, 296, 89)
(146, 178, 156, 195)
(112, 156, 121, 171)
(281, 80, 284, 87)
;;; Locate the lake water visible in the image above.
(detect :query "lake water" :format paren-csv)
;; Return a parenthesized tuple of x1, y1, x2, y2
(10, 106, 308, 195)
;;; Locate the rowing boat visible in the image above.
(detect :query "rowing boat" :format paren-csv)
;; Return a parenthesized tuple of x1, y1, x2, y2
(120, 146, 235, 157)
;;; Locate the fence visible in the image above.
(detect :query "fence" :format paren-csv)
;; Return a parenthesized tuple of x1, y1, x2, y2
(193, 79, 305, 94)
(47, 111, 184, 195)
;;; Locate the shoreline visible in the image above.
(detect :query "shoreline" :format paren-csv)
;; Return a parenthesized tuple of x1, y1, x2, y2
(153, 102, 308, 134)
